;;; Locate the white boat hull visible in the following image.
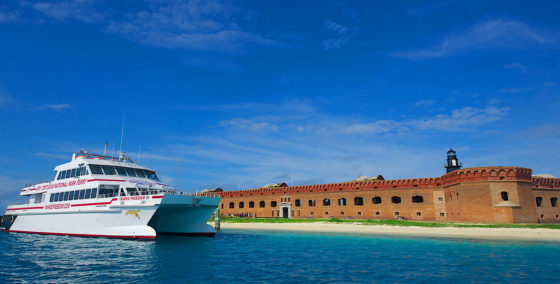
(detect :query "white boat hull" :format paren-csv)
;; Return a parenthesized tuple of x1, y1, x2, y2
(2, 195, 221, 239)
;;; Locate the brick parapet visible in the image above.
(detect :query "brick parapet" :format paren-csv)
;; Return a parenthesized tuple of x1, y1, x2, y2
(218, 166, 533, 198)
(532, 177, 560, 189)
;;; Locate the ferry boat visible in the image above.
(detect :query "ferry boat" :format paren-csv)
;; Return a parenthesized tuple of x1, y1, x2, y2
(1, 150, 221, 239)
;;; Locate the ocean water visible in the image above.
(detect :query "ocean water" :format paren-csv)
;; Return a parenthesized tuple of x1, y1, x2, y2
(1, 229, 559, 283)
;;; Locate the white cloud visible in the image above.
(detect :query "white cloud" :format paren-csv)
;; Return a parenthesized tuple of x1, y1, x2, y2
(413, 106, 509, 131)
(31, 104, 72, 112)
(323, 36, 352, 50)
(503, 62, 529, 73)
(0, 5, 18, 22)
(323, 21, 348, 35)
(395, 20, 556, 59)
(322, 17, 358, 50)
(500, 87, 535, 93)
(415, 99, 435, 107)
(218, 118, 279, 132)
(28, 0, 286, 54)
(31, 0, 105, 23)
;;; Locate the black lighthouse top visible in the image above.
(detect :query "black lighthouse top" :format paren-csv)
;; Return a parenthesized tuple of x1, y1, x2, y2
(445, 148, 462, 173)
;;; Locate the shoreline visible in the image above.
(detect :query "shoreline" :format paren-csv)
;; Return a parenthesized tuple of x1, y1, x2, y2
(213, 222, 560, 242)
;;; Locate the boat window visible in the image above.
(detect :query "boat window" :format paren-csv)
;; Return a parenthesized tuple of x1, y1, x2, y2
(144, 170, 159, 181)
(120, 189, 127, 196)
(125, 168, 137, 177)
(83, 167, 89, 176)
(89, 165, 103, 175)
(139, 188, 149, 195)
(91, 188, 97, 198)
(63, 191, 69, 201)
(116, 167, 127, 176)
(50, 194, 54, 202)
(134, 169, 146, 178)
(102, 166, 116, 175)
(99, 188, 117, 198)
(56, 192, 61, 202)
(70, 168, 76, 178)
(85, 188, 91, 199)
(67, 191, 73, 201)
(61, 170, 66, 179)
(76, 168, 81, 177)
(79, 190, 86, 199)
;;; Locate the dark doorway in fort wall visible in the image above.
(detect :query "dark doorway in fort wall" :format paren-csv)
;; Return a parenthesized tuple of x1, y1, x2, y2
(280, 201, 291, 218)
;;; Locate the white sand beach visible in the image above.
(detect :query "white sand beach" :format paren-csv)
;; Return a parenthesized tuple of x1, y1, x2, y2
(215, 222, 560, 241)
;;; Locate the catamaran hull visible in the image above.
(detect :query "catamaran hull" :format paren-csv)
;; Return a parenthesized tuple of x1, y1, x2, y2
(148, 195, 220, 236)
(2, 207, 158, 239)
(2, 195, 221, 239)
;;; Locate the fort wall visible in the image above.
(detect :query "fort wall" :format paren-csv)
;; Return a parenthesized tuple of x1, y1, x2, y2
(217, 166, 560, 223)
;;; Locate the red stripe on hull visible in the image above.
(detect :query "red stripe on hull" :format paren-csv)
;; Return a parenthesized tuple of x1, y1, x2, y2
(71, 198, 118, 207)
(7, 206, 44, 211)
(152, 195, 163, 199)
(87, 179, 126, 182)
(2, 229, 156, 240)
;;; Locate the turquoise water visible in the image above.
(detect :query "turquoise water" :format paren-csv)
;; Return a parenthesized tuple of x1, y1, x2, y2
(1, 229, 559, 283)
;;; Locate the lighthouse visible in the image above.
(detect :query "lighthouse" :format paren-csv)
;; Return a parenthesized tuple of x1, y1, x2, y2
(445, 148, 462, 173)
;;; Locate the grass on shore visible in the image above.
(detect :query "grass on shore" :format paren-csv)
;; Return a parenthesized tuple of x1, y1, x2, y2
(219, 217, 560, 229)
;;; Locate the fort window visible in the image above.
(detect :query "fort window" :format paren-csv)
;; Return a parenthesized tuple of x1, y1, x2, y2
(438, 197, 443, 202)
(501, 192, 509, 201)
(239, 202, 244, 208)
(541, 214, 544, 218)
(325, 212, 329, 215)
(309, 200, 316, 207)
(440, 213, 445, 217)
(391, 196, 401, 204)
(456, 192, 459, 199)
(372, 196, 382, 204)
(229, 202, 234, 209)
(395, 212, 399, 216)
(259, 201, 265, 208)
(338, 198, 347, 206)
(354, 197, 364, 206)
(323, 198, 331, 206)
(551, 197, 558, 207)
(295, 199, 301, 207)
(417, 212, 421, 216)
(341, 212, 344, 215)
(288, 197, 290, 202)
(271, 201, 277, 207)
(357, 212, 362, 216)
(536, 197, 543, 207)
(249, 201, 255, 208)
(375, 211, 380, 215)
(221, 204, 224, 209)
(412, 195, 424, 203)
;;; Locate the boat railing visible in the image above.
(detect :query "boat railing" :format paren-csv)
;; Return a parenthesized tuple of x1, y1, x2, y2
(7, 202, 30, 207)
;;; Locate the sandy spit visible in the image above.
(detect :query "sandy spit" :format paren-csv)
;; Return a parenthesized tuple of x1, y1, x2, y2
(213, 222, 560, 241)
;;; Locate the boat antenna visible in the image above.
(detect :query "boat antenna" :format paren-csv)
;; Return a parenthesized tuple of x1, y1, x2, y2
(119, 110, 126, 160)
(103, 140, 108, 156)
(177, 156, 182, 189)
(137, 144, 141, 164)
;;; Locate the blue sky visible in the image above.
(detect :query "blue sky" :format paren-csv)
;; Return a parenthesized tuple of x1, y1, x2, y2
(1, 0, 559, 209)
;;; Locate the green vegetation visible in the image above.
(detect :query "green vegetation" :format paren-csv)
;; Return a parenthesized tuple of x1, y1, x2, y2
(220, 217, 560, 229)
